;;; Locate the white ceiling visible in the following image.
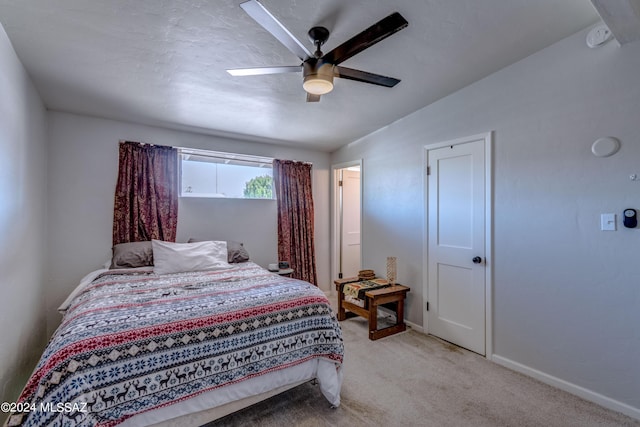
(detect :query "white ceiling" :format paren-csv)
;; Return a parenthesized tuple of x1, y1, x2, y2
(0, 0, 602, 151)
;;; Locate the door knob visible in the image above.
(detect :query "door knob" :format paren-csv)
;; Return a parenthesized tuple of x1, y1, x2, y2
(472, 256, 482, 264)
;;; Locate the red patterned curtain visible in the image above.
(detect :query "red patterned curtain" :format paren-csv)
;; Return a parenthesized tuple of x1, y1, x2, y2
(273, 160, 317, 286)
(112, 141, 178, 245)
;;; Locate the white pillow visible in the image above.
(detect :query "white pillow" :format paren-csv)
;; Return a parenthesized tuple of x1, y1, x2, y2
(152, 240, 231, 275)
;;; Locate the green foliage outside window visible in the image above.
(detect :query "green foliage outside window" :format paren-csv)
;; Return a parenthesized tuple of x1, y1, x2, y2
(243, 175, 273, 199)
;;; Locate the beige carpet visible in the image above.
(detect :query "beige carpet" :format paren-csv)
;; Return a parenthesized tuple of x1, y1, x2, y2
(204, 304, 639, 427)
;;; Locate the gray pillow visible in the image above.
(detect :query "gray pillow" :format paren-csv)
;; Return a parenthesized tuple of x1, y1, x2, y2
(187, 238, 250, 263)
(110, 241, 154, 269)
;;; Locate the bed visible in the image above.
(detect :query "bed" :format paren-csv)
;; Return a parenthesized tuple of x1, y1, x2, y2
(5, 240, 344, 427)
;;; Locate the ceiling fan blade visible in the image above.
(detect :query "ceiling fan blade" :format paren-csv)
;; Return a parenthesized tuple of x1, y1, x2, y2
(240, 0, 312, 61)
(335, 66, 400, 87)
(227, 65, 302, 76)
(306, 93, 321, 102)
(322, 12, 408, 65)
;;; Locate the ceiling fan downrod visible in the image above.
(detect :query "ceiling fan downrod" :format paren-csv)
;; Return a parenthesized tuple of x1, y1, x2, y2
(308, 26, 330, 58)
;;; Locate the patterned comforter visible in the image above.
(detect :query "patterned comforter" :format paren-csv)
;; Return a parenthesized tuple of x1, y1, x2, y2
(6, 262, 344, 427)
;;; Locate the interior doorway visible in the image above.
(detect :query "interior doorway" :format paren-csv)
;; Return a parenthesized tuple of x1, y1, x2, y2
(332, 161, 362, 283)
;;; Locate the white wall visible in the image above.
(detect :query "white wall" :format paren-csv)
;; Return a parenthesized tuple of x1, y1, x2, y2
(0, 24, 48, 422)
(46, 112, 331, 337)
(331, 25, 640, 417)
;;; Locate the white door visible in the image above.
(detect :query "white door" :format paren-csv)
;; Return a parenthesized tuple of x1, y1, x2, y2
(426, 135, 488, 355)
(341, 169, 361, 278)
(332, 164, 362, 282)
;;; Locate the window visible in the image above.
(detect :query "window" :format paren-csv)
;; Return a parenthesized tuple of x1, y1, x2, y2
(179, 148, 274, 199)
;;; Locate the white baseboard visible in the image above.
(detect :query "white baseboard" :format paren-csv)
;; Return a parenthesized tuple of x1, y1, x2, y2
(492, 354, 640, 421)
(405, 319, 423, 333)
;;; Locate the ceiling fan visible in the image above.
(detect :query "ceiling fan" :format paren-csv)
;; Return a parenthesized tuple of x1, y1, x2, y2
(227, 0, 408, 102)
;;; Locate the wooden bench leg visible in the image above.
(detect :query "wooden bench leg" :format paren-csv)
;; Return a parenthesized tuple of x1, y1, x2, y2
(337, 288, 346, 321)
(368, 301, 378, 340)
(396, 299, 405, 328)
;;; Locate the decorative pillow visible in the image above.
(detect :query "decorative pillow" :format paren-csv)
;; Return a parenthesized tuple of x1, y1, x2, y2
(152, 240, 231, 275)
(187, 238, 250, 263)
(110, 241, 154, 269)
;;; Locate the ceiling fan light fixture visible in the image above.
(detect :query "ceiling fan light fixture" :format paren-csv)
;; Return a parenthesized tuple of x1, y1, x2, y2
(303, 75, 333, 95)
(303, 61, 334, 95)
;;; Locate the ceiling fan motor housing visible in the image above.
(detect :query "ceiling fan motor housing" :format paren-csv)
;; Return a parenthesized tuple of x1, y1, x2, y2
(303, 58, 335, 95)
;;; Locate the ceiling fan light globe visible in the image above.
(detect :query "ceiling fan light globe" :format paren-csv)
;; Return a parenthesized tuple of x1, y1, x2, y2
(303, 76, 334, 95)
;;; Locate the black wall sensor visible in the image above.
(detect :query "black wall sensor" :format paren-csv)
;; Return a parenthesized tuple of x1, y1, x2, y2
(623, 208, 637, 228)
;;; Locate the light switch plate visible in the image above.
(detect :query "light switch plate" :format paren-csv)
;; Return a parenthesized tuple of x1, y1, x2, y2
(601, 213, 616, 231)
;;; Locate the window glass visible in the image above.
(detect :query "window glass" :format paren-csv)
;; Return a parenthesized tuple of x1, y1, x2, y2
(180, 149, 274, 199)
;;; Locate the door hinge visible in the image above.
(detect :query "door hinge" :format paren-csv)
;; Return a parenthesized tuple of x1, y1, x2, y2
(338, 180, 343, 187)
(426, 166, 431, 176)
(425, 301, 429, 311)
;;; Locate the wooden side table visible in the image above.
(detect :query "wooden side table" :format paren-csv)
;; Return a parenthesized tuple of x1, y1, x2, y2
(334, 279, 410, 340)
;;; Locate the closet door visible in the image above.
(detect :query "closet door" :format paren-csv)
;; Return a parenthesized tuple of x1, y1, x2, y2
(426, 134, 489, 355)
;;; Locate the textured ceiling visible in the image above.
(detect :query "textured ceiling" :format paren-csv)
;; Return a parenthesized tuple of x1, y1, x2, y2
(0, 0, 600, 151)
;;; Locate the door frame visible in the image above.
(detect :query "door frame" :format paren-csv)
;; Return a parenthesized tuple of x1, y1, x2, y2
(422, 132, 493, 359)
(331, 159, 363, 293)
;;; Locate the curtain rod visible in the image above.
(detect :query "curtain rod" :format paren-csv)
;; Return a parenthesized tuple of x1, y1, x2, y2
(121, 142, 311, 165)
(119, 139, 166, 148)
(274, 159, 313, 166)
